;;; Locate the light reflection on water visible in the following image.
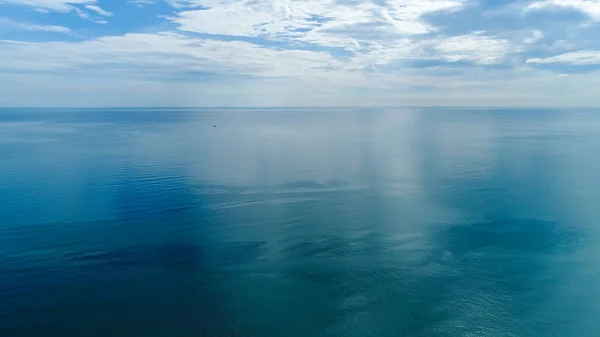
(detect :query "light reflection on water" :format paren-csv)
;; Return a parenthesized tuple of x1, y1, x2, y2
(1, 108, 600, 336)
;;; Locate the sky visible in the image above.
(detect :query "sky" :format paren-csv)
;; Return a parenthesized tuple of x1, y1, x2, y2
(1, 0, 600, 107)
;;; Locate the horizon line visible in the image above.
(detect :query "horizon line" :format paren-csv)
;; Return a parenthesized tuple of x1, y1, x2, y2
(2, 106, 599, 110)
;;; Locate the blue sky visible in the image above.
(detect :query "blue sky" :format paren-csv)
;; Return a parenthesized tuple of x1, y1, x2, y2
(1, 0, 600, 106)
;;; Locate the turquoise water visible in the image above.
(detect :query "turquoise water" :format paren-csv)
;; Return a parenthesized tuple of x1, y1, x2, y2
(2, 108, 600, 336)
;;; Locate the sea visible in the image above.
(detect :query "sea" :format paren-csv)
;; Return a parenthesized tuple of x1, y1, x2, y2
(1, 107, 600, 336)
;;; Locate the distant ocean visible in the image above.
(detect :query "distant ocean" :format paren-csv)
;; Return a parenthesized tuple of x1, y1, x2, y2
(2, 108, 600, 336)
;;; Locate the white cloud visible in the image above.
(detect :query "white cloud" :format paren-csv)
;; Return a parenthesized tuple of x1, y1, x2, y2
(346, 32, 516, 68)
(129, 0, 155, 5)
(0, 22, 522, 82)
(171, 0, 466, 49)
(0, 17, 71, 33)
(5, 66, 600, 107)
(524, 30, 544, 44)
(2, 0, 600, 106)
(0, 29, 528, 100)
(165, 0, 195, 8)
(85, 4, 112, 16)
(0, 0, 96, 12)
(526, 0, 600, 19)
(527, 50, 600, 64)
(0, 33, 345, 80)
(168, 0, 517, 71)
(346, 39, 428, 69)
(436, 33, 513, 64)
(1, 0, 112, 20)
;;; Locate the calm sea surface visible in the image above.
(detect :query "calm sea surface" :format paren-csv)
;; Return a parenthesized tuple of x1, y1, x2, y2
(2, 108, 600, 336)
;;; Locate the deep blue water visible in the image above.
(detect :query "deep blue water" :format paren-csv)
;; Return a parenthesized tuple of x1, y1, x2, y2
(2, 108, 600, 336)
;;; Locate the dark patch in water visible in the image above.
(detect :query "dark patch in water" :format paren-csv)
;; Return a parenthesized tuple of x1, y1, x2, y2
(443, 219, 584, 255)
(65, 241, 267, 271)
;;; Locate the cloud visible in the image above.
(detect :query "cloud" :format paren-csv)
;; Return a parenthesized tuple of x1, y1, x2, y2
(525, 0, 600, 20)
(0, 0, 96, 12)
(344, 32, 516, 70)
(129, 0, 154, 4)
(0, 30, 525, 104)
(0, 17, 71, 33)
(2, 0, 600, 106)
(129, 0, 155, 5)
(527, 50, 600, 64)
(436, 33, 512, 64)
(1, 0, 112, 21)
(85, 4, 112, 16)
(0, 33, 345, 80)
(167, 1, 519, 67)
(0, 28, 522, 81)
(524, 30, 544, 44)
(170, 0, 466, 47)
(5, 65, 600, 107)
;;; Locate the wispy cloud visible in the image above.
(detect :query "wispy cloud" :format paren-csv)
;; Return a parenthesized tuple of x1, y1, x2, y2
(527, 50, 600, 64)
(129, 0, 155, 6)
(0, 17, 70, 33)
(436, 33, 513, 64)
(1, 0, 112, 22)
(0, 0, 96, 12)
(0, 33, 343, 79)
(85, 4, 112, 16)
